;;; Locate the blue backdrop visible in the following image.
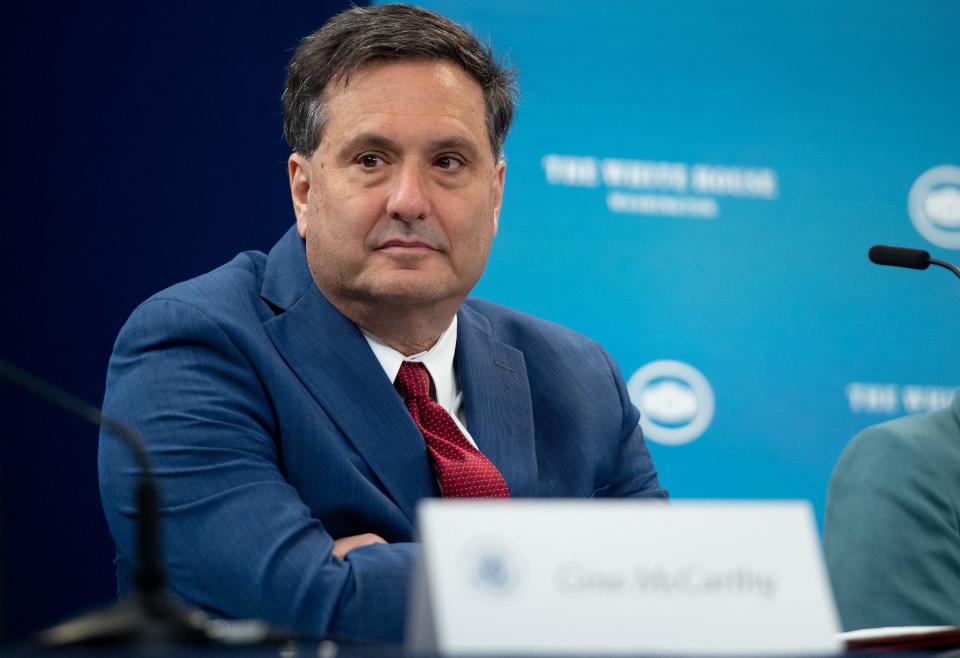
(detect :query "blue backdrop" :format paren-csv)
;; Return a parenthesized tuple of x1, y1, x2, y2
(3, 0, 958, 644)
(405, 0, 960, 518)
(0, 1, 352, 642)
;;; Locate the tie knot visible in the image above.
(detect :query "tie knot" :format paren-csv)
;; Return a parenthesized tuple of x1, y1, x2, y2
(395, 361, 431, 400)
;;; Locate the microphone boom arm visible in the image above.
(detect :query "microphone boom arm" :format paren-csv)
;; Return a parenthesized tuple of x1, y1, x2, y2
(928, 257, 960, 280)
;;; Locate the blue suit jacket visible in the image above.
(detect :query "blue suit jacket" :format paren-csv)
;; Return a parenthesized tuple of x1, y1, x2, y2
(99, 226, 666, 642)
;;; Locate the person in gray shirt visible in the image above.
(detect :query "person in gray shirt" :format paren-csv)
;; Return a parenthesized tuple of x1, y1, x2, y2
(825, 393, 960, 630)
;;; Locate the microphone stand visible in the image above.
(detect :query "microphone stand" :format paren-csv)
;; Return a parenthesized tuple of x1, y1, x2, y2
(928, 256, 960, 280)
(0, 358, 279, 647)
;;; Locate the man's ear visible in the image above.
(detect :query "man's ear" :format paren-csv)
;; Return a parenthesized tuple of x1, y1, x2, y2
(288, 153, 313, 238)
(492, 159, 506, 236)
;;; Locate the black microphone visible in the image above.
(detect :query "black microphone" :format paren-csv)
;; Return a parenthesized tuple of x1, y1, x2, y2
(868, 244, 960, 280)
(0, 358, 286, 647)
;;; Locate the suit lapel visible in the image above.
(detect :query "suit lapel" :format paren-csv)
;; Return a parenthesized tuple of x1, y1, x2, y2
(260, 228, 435, 525)
(456, 305, 539, 497)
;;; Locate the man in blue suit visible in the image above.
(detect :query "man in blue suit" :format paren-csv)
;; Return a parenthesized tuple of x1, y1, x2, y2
(99, 4, 666, 643)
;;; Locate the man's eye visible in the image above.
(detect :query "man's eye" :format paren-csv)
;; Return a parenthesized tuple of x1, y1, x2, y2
(358, 154, 382, 168)
(435, 156, 464, 171)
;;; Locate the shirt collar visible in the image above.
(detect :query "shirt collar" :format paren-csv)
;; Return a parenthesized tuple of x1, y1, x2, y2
(362, 316, 459, 408)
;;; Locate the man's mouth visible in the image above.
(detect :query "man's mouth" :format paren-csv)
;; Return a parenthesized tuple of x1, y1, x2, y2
(376, 239, 437, 252)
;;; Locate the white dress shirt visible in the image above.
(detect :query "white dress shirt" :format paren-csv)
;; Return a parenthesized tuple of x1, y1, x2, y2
(362, 316, 478, 448)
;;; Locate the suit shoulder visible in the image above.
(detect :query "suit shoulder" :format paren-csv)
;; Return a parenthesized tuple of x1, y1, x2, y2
(847, 406, 958, 461)
(833, 406, 960, 489)
(111, 251, 271, 355)
(130, 250, 268, 323)
(462, 297, 603, 354)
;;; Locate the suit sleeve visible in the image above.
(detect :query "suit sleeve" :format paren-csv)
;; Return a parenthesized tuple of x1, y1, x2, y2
(98, 297, 413, 642)
(824, 424, 960, 630)
(593, 346, 668, 499)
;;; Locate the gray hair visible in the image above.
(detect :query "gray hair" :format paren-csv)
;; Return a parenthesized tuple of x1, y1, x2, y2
(282, 4, 517, 160)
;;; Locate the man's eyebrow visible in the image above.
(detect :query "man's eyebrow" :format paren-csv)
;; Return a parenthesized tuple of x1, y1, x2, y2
(335, 133, 483, 159)
(336, 133, 400, 158)
(425, 137, 482, 158)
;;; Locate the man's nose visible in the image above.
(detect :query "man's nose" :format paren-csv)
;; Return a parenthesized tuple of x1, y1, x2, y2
(386, 162, 430, 222)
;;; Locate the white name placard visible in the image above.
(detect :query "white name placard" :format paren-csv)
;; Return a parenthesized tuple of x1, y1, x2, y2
(407, 500, 841, 656)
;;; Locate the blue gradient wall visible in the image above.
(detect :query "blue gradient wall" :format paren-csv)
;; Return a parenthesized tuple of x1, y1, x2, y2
(405, 0, 960, 518)
(4, 0, 957, 643)
(0, 1, 353, 641)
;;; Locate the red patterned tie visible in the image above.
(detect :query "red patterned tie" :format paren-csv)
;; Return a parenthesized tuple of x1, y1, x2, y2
(395, 361, 510, 498)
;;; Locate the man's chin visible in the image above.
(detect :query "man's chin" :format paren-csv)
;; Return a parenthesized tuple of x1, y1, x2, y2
(349, 277, 466, 309)
(371, 285, 460, 308)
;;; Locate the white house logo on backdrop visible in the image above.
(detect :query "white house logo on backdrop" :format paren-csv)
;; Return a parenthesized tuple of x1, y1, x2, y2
(908, 165, 960, 249)
(627, 360, 715, 446)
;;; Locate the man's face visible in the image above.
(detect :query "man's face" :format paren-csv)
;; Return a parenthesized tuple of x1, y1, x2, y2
(289, 59, 505, 315)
